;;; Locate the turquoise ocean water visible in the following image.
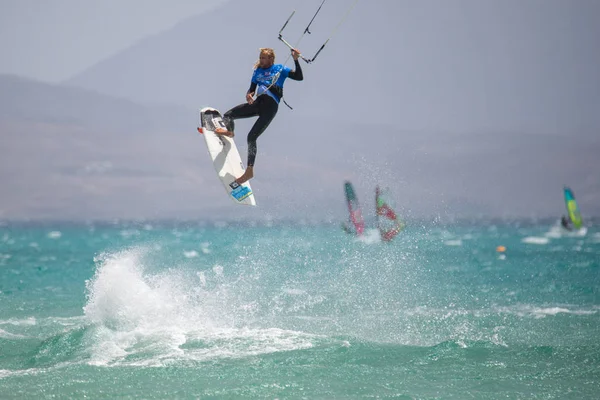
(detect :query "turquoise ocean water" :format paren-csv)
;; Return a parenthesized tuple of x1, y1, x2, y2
(1, 220, 599, 399)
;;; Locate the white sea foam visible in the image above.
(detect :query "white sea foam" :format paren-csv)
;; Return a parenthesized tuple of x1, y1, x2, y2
(0, 328, 26, 339)
(282, 288, 306, 295)
(355, 229, 381, 244)
(183, 250, 199, 258)
(0, 365, 74, 380)
(119, 229, 140, 238)
(51, 316, 86, 326)
(531, 307, 571, 317)
(521, 236, 549, 245)
(47, 231, 62, 239)
(398, 304, 597, 320)
(200, 242, 211, 254)
(197, 271, 207, 287)
(516, 306, 595, 318)
(178, 327, 318, 364)
(495, 305, 597, 318)
(82, 248, 322, 367)
(544, 225, 563, 238)
(213, 264, 224, 277)
(444, 239, 462, 246)
(0, 317, 36, 326)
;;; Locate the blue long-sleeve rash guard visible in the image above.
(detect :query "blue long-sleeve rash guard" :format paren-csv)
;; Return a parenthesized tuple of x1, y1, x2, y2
(247, 59, 303, 103)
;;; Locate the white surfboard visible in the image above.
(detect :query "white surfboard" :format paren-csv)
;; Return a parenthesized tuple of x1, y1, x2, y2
(198, 107, 256, 206)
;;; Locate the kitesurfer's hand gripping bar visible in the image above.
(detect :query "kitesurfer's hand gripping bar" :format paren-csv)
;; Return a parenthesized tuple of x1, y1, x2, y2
(277, 34, 312, 64)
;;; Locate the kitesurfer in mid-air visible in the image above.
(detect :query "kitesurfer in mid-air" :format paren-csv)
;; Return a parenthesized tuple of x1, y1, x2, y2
(215, 47, 304, 186)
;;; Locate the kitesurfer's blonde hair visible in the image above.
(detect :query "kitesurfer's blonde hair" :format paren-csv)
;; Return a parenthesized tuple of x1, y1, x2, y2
(254, 48, 275, 69)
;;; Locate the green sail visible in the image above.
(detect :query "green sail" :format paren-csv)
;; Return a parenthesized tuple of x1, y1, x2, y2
(564, 187, 583, 229)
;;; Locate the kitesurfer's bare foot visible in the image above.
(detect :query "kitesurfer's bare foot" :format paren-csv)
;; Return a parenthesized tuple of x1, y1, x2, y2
(215, 128, 234, 137)
(235, 166, 254, 185)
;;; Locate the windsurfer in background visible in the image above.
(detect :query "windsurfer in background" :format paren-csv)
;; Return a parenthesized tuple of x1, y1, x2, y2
(561, 215, 572, 231)
(215, 47, 304, 187)
(341, 221, 353, 234)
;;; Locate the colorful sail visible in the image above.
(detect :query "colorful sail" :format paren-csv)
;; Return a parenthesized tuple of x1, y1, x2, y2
(564, 186, 583, 229)
(343, 181, 365, 236)
(376, 186, 404, 242)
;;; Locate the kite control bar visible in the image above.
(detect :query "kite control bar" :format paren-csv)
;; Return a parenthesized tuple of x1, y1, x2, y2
(277, 1, 328, 64)
(277, 0, 358, 64)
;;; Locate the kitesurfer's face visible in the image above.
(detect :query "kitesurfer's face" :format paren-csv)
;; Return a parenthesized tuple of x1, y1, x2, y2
(259, 53, 274, 68)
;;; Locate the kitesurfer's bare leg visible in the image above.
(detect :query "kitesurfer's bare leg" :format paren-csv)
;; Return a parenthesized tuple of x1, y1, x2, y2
(214, 128, 234, 137)
(235, 166, 254, 185)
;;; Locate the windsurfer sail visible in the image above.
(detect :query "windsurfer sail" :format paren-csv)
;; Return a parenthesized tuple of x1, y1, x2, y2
(376, 186, 405, 242)
(343, 181, 365, 236)
(563, 186, 583, 230)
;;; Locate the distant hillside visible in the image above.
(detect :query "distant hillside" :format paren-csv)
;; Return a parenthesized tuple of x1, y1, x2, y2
(0, 75, 226, 220)
(0, 74, 190, 133)
(2, 74, 600, 220)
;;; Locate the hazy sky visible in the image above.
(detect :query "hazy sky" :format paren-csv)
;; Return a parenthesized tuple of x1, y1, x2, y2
(0, 0, 228, 82)
(1, 0, 599, 219)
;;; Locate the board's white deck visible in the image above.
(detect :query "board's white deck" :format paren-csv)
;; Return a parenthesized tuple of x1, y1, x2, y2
(199, 107, 256, 206)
